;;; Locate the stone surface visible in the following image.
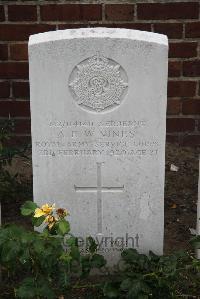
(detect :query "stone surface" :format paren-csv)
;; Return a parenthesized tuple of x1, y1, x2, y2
(29, 28, 168, 265)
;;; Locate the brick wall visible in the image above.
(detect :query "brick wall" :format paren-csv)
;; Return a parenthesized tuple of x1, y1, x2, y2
(0, 0, 200, 146)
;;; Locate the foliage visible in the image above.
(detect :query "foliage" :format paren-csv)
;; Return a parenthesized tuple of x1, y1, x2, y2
(0, 119, 32, 204)
(0, 201, 106, 299)
(103, 248, 200, 299)
(0, 119, 27, 169)
(1, 202, 200, 299)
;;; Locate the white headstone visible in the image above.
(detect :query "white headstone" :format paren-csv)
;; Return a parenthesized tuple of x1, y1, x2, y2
(29, 28, 168, 265)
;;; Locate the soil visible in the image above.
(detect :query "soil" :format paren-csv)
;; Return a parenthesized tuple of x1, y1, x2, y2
(1, 143, 200, 253)
(164, 143, 199, 253)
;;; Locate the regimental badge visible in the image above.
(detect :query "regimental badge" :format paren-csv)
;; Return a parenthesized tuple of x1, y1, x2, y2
(69, 53, 128, 113)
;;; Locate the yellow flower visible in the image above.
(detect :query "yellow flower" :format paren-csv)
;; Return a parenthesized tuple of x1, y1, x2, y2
(34, 208, 46, 218)
(41, 203, 55, 214)
(34, 203, 55, 218)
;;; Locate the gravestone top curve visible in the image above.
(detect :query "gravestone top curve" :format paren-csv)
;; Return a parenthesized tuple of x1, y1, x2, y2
(29, 27, 168, 46)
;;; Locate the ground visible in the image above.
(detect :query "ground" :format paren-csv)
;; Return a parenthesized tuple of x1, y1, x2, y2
(1, 142, 199, 252)
(164, 143, 199, 253)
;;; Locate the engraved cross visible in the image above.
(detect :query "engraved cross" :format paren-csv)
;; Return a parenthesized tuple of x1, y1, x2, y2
(74, 162, 124, 234)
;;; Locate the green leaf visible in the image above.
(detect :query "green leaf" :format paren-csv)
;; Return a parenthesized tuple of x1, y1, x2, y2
(16, 277, 55, 299)
(127, 280, 150, 299)
(37, 281, 55, 299)
(70, 245, 80, 261)
(60, 252, 72, 264)
(41, 228, 50, 238)
(21, 201, 37, 216)
(58, 219, 70, 235)
(87, 236, 98, 254)
(148, 250, 160, 262)
(121, 248, 139, 263)
(137, 295, 149, 299)
(33, 240, 45, 254)
(32, 215, 45, 227)
(65, 235, 77, 247)
(103, 282, 119, 298)
(16, 277, 36, 298)
(190, 236, 200, 249)
(120, 278, 132, 291)
(1, 240, 20, 262)
(80, 255, 91, 277)
(59, 270, 71, 289)
(19, 248, 30, 265)
(91, 253, 106, 268)
(21, 231, 37, 245)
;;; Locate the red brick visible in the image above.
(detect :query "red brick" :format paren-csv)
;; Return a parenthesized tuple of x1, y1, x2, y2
(105, 4, 134, 21)
(117, 23, 151, 31)
(169, 42, 197, 58)
(58, 23, 151, 31)
(103, 23, 151, 31)
(0, 101, 28, 117)
(185, 22, 200, 38)
(168, 81, 196, 97)
(14, 119, 31, 134)
(0, 44, 8, 60)
(40, 4, 102, 21)
(0, 101, 10, 117)
(166, 135, 179, 144)
(182, 100, 200, 115)
(58, 24, 88, 30)
(10, 43, 28, 61)
(0, 81, 10, 98)
(0, 6, 5, 22)
(0, 101, 29, 117)
(154, 23, 183, 39)
(182, 135, 200, 146)
(137, 3, 199, 20)
(167, 100, 181, 115)
(12, 81, 29, 98)
(0, 62, 29, 79)
(7, 135, 31, 146)
(168, 61, 181, 77)
(183, 61, 200, 77)
(0, 24, 56, 41)
(8, 5, 37, 22)
(11, 101, 30, 117)
(167, 118, 195, 133)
